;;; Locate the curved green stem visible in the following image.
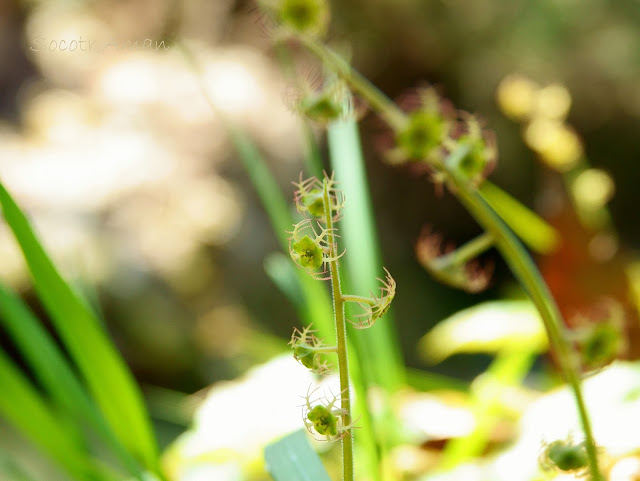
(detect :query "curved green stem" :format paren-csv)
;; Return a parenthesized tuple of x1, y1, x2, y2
(324, 179, 354, 481)
(446, 160, 601, 480)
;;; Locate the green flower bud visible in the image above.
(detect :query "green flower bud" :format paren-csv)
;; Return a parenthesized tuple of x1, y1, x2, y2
(301, 190, 325, 217)
(291, 235, 324, 269)
(302, 387, 351, 441)
(293, 174, 345, 222)
(293, 345, 317, 369)
(543, 440, 589, 473)
(307, 405, 338, 437)
(290, 325, 333, 375)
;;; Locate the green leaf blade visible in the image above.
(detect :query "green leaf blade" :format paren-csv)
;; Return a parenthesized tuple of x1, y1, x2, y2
(0, 181, 158, 473)
(0, 349, 91, 480)
(264, 430, 332, 481)
(480, 181, 560, 254)
(0, 282, 144, 478)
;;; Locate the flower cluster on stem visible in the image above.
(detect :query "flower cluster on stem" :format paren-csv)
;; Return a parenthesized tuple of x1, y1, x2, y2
(287, 173, 395, 481)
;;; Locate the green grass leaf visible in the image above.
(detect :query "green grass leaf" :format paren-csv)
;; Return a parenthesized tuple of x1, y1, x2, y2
(480, 181, 560, 254)
(0, 282, 144, 479)
(264, 430, 332, 481)
(0, 349, 94, 480)
(0, 181, 159, 473)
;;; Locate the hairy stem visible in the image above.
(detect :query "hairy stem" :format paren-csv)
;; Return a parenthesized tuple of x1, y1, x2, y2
(324, 179, 354, 481)
(301, 38, 601, 481)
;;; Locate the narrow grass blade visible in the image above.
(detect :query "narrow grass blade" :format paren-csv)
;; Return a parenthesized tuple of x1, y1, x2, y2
(0, 181, 159, 473)
(0, 282, 144, 479)
(0, 349, 93, 480)
(480, 181, 560, 254)
(264, 430, 332, 481)
(228, 126, 293, 252)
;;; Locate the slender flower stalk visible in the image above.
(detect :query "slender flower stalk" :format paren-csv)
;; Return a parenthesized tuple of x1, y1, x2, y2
(323, 178, 354, 481)
(287, 174, 395, 481)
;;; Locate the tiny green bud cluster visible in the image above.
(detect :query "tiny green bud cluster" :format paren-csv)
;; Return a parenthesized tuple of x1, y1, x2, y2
(300, 93, 343, 123)
(288, 174, 345, 279)
(284, 70, 349, 125)
(386, 87, 497, 188)
(287, 172, 394, 457)
(297, 79, 349, 125)
(389, 89, 452, 164)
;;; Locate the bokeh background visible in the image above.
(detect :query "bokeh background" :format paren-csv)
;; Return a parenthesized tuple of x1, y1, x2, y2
(1, 0, 640, 459)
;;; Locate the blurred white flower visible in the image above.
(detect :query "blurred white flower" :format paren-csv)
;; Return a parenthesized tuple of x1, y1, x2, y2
(163, 354, 339, 481)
